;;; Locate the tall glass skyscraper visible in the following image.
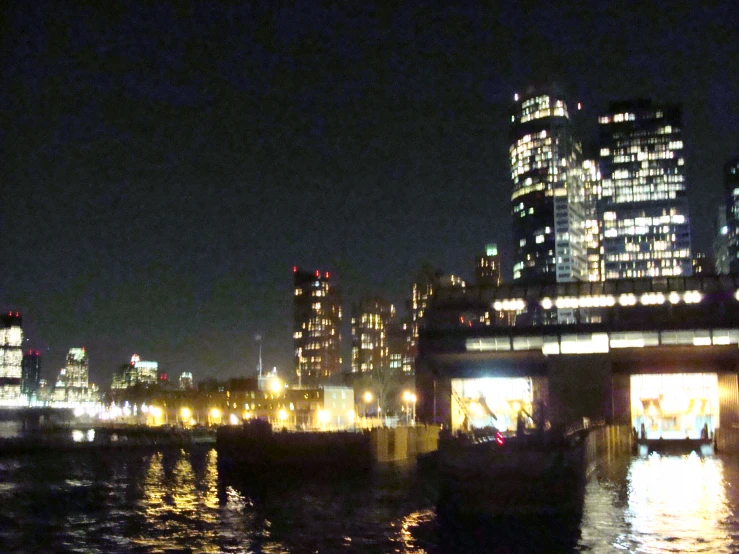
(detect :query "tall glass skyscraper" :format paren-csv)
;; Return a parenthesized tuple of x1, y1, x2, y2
(723, 157, 739, 273)
(598, 100, 691, 278)
(509, 87, 586, 284)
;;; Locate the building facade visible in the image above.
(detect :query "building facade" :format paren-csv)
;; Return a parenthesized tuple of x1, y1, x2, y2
(475, 243, 501, 286)
(509, 87, 587, 285)
(724, 157, 739, 273)
(0, 313, 23, 402)
(293, 268, 342, 385)
(598, 99, 692, 278)
(52, 347, 97, 403)
(112, 354, 159, 389)
(582, 156, 603, 281)
(351, 297, 396, 374)
(410, 267, 465, 372)
(179, 371, 194, 390)
(21, 350, 41, 397)
(715, 207, 730, 275)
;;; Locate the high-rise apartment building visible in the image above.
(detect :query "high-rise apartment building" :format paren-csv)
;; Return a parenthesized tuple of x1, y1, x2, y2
(387, 316, 413, 374)
(475, 243, 501, 286)
(582, 155, 603, 281)
(351, 297, 395, 374)
(21, 350, 41, 397)
(0, 313, 23, 402)
(509, 86, 587, 284)
(293, 268, 342, 385)
(598, 100, 691, 278)
(724, 157, 739, 273)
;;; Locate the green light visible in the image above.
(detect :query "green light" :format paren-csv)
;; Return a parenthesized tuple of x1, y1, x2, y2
(485, 244, 498, 257)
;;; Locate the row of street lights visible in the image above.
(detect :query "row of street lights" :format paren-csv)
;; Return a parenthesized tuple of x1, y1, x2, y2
(361, 390, 417, 424)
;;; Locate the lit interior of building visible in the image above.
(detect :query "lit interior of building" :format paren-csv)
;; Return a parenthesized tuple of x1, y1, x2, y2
(630, 373, 719, 440)
(450, 377, 535, 433)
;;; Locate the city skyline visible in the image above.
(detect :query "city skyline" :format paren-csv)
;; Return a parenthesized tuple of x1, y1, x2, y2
(3, 1, 738, 382)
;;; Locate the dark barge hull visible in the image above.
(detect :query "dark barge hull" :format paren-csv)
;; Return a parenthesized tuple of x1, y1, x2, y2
(216, 426, 373, 473)
(438, 435, 587, 519)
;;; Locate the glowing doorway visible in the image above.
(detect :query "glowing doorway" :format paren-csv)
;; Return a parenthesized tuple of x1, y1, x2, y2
(450, 377, 535, 433)
(630, 373, 719, 440)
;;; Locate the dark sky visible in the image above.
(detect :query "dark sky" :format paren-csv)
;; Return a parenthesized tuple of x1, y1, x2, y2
(2, 1, 738, 384)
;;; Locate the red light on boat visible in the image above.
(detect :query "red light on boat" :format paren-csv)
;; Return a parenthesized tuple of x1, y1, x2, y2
(495, 431, 504, 445)
(292, 266, 297, 273)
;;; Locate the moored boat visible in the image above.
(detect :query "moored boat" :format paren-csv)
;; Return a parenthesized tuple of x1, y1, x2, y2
(438, 428, 588, 519)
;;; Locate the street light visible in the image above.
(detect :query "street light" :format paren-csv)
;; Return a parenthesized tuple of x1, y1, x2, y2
(270, 377, 283, 394)
(403, 391, 417, 424)
(180, 407, 192, 426)
(363, 391, 373, 420)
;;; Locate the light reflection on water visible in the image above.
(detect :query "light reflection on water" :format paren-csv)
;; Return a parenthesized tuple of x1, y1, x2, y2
(1, 448, 739, 552)
(579, 453, 739, 554)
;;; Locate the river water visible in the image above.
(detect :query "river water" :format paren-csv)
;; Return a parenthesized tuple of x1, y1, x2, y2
(0, 446, 738, 553)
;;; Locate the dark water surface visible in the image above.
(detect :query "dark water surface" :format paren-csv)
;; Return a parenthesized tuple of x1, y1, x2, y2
(1, 447, 738, 553)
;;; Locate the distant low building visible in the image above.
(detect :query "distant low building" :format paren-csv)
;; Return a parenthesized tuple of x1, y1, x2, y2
(231, 379, 355, 429)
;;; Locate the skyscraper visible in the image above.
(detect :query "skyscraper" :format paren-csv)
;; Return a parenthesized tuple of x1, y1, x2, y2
(598, 100, 691, 278)
(111, 354, 158, 389)
(21, 350, 41, 397)
(582, 154, 603, 282)
(293, 267, 342, 385)
(714, 206, 730, 275)
(410, 267, 465, 364)
(509, 86, 586, 284)
(351, 297, 395, 374)
(53, 348, 90, 402)
(724, 157, 739, 273)
(0, 313, 23, 402)
(475, 243, 501, 286)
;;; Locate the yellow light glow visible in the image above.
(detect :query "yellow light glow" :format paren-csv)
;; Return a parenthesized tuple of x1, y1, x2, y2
(347, 410, 355, 422)
(278, 409, 288, 421)
(149, 406, 162, 419)
(402, 391, 416, 403)
(318, 409, 330, 424)
(210, 408, 222, 420)
(363, 391, 373, 403)
(242, 410, 251, 419)
(229, 414, 239, 425)
(180, 407, 192, 421)
(270, 378, 283, 394)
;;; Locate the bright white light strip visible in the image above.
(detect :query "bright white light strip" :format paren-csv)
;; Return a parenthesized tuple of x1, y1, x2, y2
(493, 299, 526, 311)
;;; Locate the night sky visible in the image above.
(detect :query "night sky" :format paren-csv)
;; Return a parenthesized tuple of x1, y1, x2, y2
(2, 1, 738, 384)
